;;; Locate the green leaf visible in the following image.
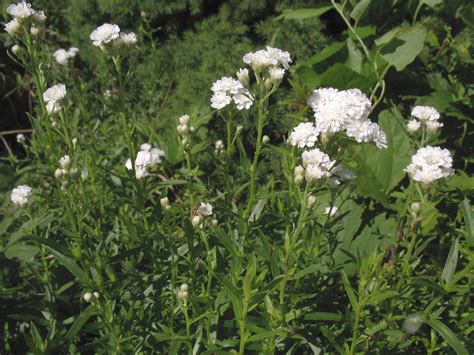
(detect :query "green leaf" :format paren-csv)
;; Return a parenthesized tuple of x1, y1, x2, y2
(420, 0, 442, 8)
(65, 306, 96, 341)
(305, 312, 343, 322)
(249, 199, 266, 222)
(349, 108, 412, 203)
(236, 136, 251, 174)
(374, 27, 401, 47)
(4, 243, 39, 262)
(441, 239, 459, 284)
(424, 318, 468, 355)
(304, 42, 345, 66)
(381, 27, 426, 71)
(346, 38, 363, 73)
(277, 5, 332, 20)
(350, 0, 371, 22)
(461, 199, 473, 245)
(214, 229, 241, 257)
(319, 63, 375, 92)
(366, 291, 398, 305)
(341, 270, 358, 310)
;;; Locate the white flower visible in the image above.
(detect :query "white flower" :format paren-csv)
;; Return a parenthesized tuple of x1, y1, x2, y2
(339, 88, 371, 121)
(59, 155, 71, 169)
(407, 119, 421, 133)
(323, 206, 338, 217)
(46, 101, 62, 114)
(191, 215, 202, 227)
(210, 91, 232, 109)
(83, 292, 93, 303)
(232, 90, 253, 110)
(307, 87, 339, 109)
(33, 10, 46, 23)
(211, 77, 243, 95)
(289, 122, 320, 148)
(126, 144, 165, 179)
(265, 46, 292, 69)
(405, 146, 453, 185)
(4, 19, 21, 36)
(236, 68, 249, 86)
(54, 168, 63, 179)
(314, 99, 348, 134)
(11, 185, 32, 207)
(16, 133, 25, 143)
(53, 47, 78, 65)
(53, 49, 69, 65)
(411, 106, 440, 122)
(425, 120, 443, 134)
(90, 23, 120, 47)
(268, 66, 285, 82)
(197, 202, 213, 217)
(301, 148, 335, 182)
(179, 114, 190, 125)
(119, 32, 137, 46)
(160, 197, 171, 210)
(7, 1, 34, 20)
(43, 84, 66, 103)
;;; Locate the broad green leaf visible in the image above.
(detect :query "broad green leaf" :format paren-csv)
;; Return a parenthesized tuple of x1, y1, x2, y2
(65, 306, 96, 341)
(381, 27, 426, 71)
(346, 38, 363, 73)
(374, 27, 401, 47)
(304, 42, 345, 66)
(349, 108, 412, 203)
(441, 239, 459, 283)
(277, 6, 332, 20)
(4, 243, 39, 262)
(341, 270, 358, 310)
(424, 318, 468, 355)
(350, 0, 371, 22)
(319, 63, 375, 92)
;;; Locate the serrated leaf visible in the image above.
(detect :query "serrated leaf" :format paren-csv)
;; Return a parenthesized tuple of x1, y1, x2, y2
(381, 27, 426, 71)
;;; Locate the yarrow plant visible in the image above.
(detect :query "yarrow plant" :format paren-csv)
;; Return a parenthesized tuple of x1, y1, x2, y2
(2, 2, 471, 355)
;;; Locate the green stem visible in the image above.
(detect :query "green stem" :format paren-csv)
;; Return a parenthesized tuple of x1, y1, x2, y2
(279, 184, 310, 304)
(349, 305, 362, 355)
(239, 300, 248, 355)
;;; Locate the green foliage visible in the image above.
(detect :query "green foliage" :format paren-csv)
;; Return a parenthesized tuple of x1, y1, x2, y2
(1, 0, 473, 354)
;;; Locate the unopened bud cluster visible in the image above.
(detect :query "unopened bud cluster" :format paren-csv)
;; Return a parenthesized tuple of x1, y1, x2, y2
(54, 155, 79, 189)
(83, 291, 100, 303)
(177, 115, 194, 149)
(214, 140, 224, 155)
(192, 202, 213, 228)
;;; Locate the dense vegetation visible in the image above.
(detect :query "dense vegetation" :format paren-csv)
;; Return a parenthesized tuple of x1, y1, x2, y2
(1, 0, 472, 353)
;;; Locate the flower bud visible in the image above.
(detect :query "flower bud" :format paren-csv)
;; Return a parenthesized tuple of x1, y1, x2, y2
(179, 115, 190, 125)
(93, 291, 100, 299)
(294, 174, 304, 185)
(211, 219, 218, 227)
(16, 133, 26, 144)
(192, 215, 201, 227)
(307, 195, 317, 208)
(180, 283, 189, 292)
(12, 44, 23, 56)
(54, 168, 63, 179)
(410, 202, 420, 215)
(425, 120, 442, 134)
(30, 26, 41, 38)
(177, 290, 188, 301)
(236, 68, 249, 86)
(403, 313, 423, 335)
(407, 119, 420, 134)
(177, 124, 189, 135)
(262, 135, 270, 144)
(83, 292, 93, 303)
(235, 125, 243, 135)
(294, 165, 304, 176)
(189, 126, 196, 133)
(72, 138, 78, 147)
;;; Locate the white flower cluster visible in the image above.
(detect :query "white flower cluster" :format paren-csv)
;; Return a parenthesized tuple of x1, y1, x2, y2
(43, 84, 67, 115)
(214, 139, 224, 154)
(210, 76, 253, 110)
(16, 133, 26, 144)
(405, 146, 453, 185)
(4, 1, 45, 38)
(299, 87, 387, 149)
(293, 148, 335, 184)
(90, 23, 137, 53)
(192, 202, 213, 228)
(125, 143, 165, 179)
(176, 115, 195, 148)
(210, 46, 291, 110)
(53, 47, 78, 65)
(11, 184, 32, 207)
(407, 105, 443, 134)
